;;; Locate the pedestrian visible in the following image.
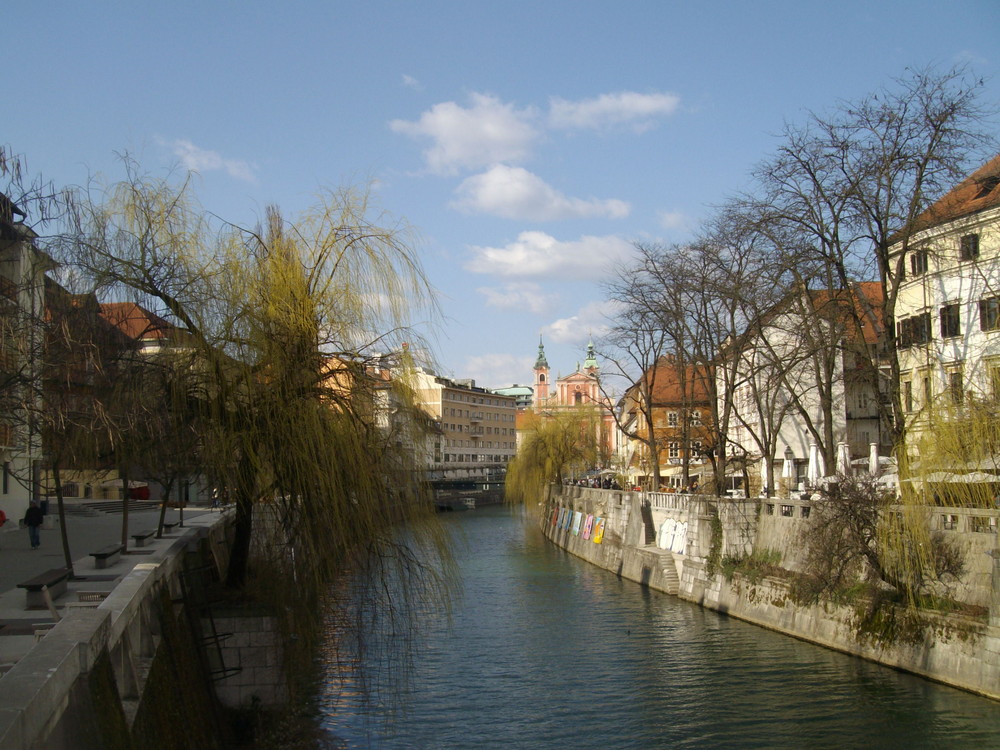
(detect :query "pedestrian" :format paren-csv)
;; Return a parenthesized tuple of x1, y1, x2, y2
(23, 499, 44, 550)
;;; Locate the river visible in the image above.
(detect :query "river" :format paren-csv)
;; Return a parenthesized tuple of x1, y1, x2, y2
(319, 505, 1000, 749)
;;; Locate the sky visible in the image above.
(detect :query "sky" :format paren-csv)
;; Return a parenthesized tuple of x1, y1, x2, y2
(5, 1, 1000, 390)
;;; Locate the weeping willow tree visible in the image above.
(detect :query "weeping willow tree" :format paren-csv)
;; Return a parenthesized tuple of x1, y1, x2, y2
(53, 164, 455, 699)
(506, 408, 600, 512)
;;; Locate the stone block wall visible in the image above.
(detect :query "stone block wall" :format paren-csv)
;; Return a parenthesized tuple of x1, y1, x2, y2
(209, 614, 288, 708)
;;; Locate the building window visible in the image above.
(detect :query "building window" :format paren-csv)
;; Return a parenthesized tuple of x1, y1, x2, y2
(960, 233, 980, 261)
(689, 410, 702, 426)
(896, 312, 932, 348)
(909, 248, 929, 276)
(948, 369, 963, 405)
(940, 303, 960, 338)
(989, 364, 1000, 400)
(902, 380, 913, 412)
(780, 505, 793, 517)
(980, 296, 1000, 332)
(667, 411, 678, 427)
(668, 442, 680, 459)
(923, 376, 932, 407)
(942, 514, 958, 531)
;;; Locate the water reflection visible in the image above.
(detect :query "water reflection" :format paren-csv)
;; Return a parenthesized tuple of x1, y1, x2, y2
(320, 506, 1000, 749)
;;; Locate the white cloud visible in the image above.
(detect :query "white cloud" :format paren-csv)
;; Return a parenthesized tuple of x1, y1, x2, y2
(465, 231, 634, 281)
(451, 165, 629, 221)
(544, 300, 618, 345)
(477, 282, 558, 315)
(462, 353, 535, 389)
(402, 74, 422, 90)
(658, 210, 691, 231)
(169, 139, 257, 182)
(389, 93, 539, 175)
(548, 91, 681, 132)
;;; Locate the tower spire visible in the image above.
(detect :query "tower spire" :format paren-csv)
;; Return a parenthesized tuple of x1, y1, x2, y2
(534, 335, 549, 369)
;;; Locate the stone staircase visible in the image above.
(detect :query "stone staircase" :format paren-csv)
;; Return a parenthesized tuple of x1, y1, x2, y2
(58, 500, 162, 517)
(657, 554, 681, 595)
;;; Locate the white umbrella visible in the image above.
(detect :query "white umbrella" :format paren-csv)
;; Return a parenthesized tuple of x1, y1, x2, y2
(868, 442, 880, 476)
(807, 443, 825, 487)
(760, 455, 770, 496)
(782, 451, 795, 480)
(836, 442, 851, 476)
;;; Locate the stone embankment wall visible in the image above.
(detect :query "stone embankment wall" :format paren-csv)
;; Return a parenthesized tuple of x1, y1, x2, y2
(544, 484, 1000, 701)
(0, 515, 287, 750)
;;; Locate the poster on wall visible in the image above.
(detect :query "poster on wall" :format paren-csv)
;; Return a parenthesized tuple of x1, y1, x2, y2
(582, 514, 594, 540)
(593, 517, 606, 544)
(571, 511, 583, 535)
(563, 509, 573, 531)
(552, 507, 560, 527)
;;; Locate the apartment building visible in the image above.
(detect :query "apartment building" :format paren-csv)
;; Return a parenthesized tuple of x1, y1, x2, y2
(894, 155, 1000, 453)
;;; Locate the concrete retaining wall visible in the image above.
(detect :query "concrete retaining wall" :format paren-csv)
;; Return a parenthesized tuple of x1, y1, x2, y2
(0, 514, 284, 750)
(543, 486, 1000, 701)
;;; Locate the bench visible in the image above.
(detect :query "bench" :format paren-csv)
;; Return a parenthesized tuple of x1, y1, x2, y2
(131, 530, 156, 547)
(17, 568, 70, 609)
(90, 544, 124, 569)
(162, 522, 180, 532)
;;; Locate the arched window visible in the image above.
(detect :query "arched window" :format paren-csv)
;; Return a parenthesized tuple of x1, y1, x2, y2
(574, 392, 583, 405)
(539, 373, 546, 383)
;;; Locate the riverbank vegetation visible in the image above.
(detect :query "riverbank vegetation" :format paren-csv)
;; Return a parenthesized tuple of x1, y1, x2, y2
(505, 408, 600, 513)
(3, 149, 457, 745)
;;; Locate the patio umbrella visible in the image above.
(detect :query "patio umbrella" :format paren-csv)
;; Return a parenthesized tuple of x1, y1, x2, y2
(782, 451, 795, 481)
(760, 455, 770, 496)
(836, 442, 851, 476)
(807, 443, 825, 487)
(868, 442, 880, 476)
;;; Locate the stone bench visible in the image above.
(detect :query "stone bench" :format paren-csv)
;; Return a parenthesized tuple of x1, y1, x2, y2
(162, 522, 180, 532)
(17, 568, 70, 609)
(131, 530, 156, 547)
(90, 544, 124, 569)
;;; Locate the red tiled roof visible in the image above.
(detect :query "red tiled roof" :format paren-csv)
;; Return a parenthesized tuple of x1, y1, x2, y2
(911, 154, 1000, 234)
(635, 359, 714, 406)
(98, 302, 175, 342)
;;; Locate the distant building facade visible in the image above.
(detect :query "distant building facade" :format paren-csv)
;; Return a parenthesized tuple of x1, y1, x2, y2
(411, 370, 518, 481)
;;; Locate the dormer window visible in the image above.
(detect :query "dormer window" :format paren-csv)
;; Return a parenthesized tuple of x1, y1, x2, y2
(974, 176, 1000, 200)
(960, 234, 980, 261)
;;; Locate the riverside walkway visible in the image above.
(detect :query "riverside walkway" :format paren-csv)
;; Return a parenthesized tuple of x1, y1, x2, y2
(0, 502, 216, 672)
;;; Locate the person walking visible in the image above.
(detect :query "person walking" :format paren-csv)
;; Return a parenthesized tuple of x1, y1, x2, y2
(23, 499, 44, 550)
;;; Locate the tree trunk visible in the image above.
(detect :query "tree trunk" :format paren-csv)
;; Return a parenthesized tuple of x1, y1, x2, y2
(156, 479, 173, 537)
(225, 491, 254, 588)
(120, 469, 130, 552)
(52, 464, 76, 578)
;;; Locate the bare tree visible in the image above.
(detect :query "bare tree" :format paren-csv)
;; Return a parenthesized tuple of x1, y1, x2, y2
(747, 66, 994, 456)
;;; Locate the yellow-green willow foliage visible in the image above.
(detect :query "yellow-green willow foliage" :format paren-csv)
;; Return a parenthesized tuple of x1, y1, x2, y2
(505, 408, 600, 509)
(794, 390, 999, 641)
(56, 166, 455, 685)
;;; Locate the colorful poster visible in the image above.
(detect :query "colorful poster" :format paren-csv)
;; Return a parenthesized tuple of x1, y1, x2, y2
(551, 507, 559, 527)
(593, 517, 606, 544)
(558, 508, 567, 528)
(571, 511, 583, 535)
(582, 514, 594, 540)
(563, 509, 573, 531)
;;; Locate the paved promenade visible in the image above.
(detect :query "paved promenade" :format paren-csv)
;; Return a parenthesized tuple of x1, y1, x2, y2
(0, 503, 217, 669)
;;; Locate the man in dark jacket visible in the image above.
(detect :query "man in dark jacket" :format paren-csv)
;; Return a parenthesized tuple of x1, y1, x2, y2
(23, 500, 44, 550)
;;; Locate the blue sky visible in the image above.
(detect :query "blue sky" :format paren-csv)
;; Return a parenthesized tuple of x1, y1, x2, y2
(5, 1, 1000, 388)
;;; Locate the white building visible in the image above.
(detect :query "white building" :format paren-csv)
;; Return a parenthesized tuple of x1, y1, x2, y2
(723, 283, 885, 493)
(894, 155, 1000, 453)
